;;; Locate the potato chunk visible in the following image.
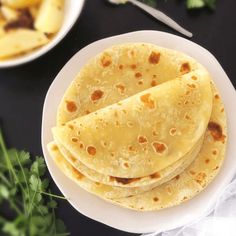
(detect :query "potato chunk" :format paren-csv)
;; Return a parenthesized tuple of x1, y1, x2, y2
(35, 0, 64, 34)
(0, 29, 49, 59)
(1, 0, 41, 9)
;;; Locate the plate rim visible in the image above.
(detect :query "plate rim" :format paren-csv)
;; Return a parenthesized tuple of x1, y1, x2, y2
(41, 30, 236, 234)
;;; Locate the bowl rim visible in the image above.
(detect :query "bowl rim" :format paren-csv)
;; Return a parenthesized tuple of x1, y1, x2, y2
(0, 0, 85, 69)
(41, 30, 236, 234)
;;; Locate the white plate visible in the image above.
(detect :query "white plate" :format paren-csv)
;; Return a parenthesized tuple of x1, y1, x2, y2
(41, 31, 236, 234)
(0, 0, 85, 68)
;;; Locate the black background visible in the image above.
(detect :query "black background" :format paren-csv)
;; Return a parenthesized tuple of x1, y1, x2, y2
(0, 0, 235, 235)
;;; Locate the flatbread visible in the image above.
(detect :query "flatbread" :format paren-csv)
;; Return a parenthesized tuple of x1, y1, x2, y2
(52, 70, 212, 178)
(57, 43, 203, 126)
(47, 142, 177, 199)
(110, 85, 227, 211)
(55, 137, 204, 187)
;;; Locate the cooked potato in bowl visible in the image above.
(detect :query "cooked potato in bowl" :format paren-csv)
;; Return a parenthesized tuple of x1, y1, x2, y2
(0, 0, 64, 60)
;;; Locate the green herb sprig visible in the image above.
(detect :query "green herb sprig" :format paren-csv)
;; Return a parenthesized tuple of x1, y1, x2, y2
(0, 130, 69, 236)
(142, 0, 216, 10)
(186, 0, 216, 10)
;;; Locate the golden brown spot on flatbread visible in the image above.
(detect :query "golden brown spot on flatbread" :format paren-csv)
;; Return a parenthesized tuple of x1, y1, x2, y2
(175, 175, 180, 180)
(150, 172, 161, 179)
(212, 149, 218, 155)
(213, 166, 219, 170)
(128, 145, 135, 152)
(91, 90, 104, 102)
(169, 128, 177, 136)
(153, 197, 159, 202)
(140, 207, 144, 210)
(189, 170, 196, 175)
(187, 83, 196, 89)
(95, 182, 101, 186)
(151, 80, 157, 87)
(214, 94, 220, 99)
(119, 64, 123, 70)
(68, 154, 76, 163)
(71, 137, 78, 142)
(109, 176, 140, 185)
(87, 146, 96, 156)
(195, 172, 207, 185)
(66, 101, 77, 112)
(116, 84, 125, 94)
(191, 76, 198, 80)
(52, 144, 58, 151)
(140, 94, 155, 109)
(149, 51, 161, 64)
(152, 142, 167, 154)
(130, 64, 137, 69)
(85, 110, 90, 115)
(79, 142, 84, 149)
(138, 80, 143, 85)
(182, 196, 188, 201)
(205, 158, 210, 164)
(152, 74, 157, 78)
(67, 124, 74, 130)
(152, 131, 158, 136)
(101, 53, 112, 67)
(73, 168, 84, 179)
(115, 121, 120, 126)
(208, 121, 225, 141)
(135, 72, 142, 78)
(184, 100, 189, 105)
(138, 135, 148, 144)
(180, 62, 191, 74)
(110, 152, 115, 157)
(184, 114, 191, 120)
(123, 162, 130, 168)
(185, 90, 191, 95)
(100, 140, 107, 147)
(221, 108, 224, 113)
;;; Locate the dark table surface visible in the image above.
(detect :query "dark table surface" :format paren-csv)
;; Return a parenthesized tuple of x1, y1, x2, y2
(0, 0, 236, 235)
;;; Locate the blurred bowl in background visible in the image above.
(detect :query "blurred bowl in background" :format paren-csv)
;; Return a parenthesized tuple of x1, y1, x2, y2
(0, 0, 85, 68)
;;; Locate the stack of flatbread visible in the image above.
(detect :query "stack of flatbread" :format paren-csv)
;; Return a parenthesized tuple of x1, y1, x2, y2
(47, 43, 227, 211)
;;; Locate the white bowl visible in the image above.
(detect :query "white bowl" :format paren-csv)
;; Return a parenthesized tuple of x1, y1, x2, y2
(41, 31, 236, 234)
(0, 0, 85, 68)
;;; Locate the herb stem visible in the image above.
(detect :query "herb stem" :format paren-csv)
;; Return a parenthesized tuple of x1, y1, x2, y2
(9, 198, 23, 215)
(0, 172, 11, 187)
(40, 191, 67, 200)
(0, 130, 13, 181)
(0, 130, 27, 196)
(28, 180, 39, 216)
(15, 151, 31, 215)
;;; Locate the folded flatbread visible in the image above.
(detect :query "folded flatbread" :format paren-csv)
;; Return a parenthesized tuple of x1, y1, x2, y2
(53, 70, 212, 178)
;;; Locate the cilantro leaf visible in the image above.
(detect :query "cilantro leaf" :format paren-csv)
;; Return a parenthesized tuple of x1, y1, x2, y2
(0, 129, 69, 236)
(186, 0, 205, 9)
(30, 157, 46, 177)
(0, 184, 9, 199)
